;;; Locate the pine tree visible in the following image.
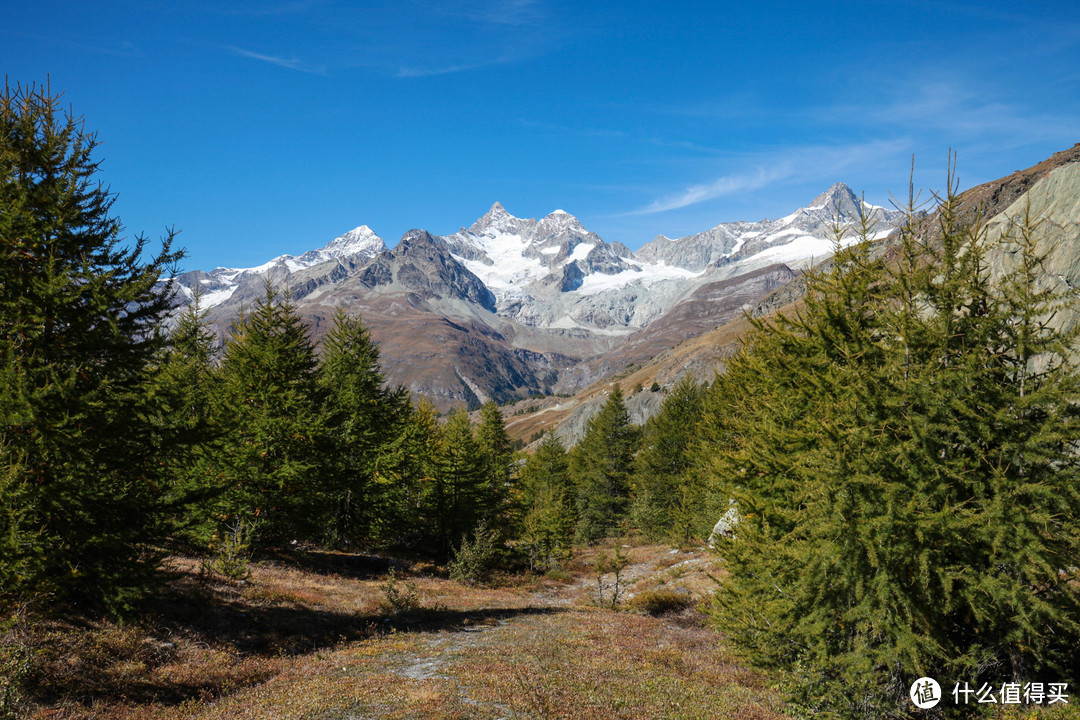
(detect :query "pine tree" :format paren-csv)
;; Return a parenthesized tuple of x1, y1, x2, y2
(520, 431, 574, 570)
(426, 408, 489, 555)
(152, 291, 226, 546)
(631, 374, 705, 542)
(217, 282, 326, 545)
(319, 310, 403, 544)
(570, 385, 639, 543)
(388, 396, 442, 544)
(0, 82, 184, 611)
(705, 174, 1080, 717)
(475, 400, 516, 533)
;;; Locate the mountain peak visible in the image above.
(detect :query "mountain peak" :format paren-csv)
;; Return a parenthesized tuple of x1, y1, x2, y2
(540, 207, 585, 229)
(483, 201, 511, 219)
(470, 201, 526, 234)
(803, 182, 863, 220)
(314, 225, 385, 259)
(288, 224, 385, 268)
(811, 182, 856, 205)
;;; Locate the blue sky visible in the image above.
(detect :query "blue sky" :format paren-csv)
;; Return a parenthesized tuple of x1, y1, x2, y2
(5, 0, 1079, 271)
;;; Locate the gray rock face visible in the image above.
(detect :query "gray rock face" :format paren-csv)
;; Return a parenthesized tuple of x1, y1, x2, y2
(638, 183, 905, 272)
(393, 230, 497, 312)
(165, 182, 919, 411)
(708, 502, 740, 547)
(983, 162, 1080, 337)
(553, 384, 666, 447)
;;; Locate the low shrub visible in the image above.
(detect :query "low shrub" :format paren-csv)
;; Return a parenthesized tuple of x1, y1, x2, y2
(628, 587, 696, 616)
(544, 567, 573, 582)
(202, 518, 256, 581)
(448, 524, 501, 585)
(379, 568, 421, 614)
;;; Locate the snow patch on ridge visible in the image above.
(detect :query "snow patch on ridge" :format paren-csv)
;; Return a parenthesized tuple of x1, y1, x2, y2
(452, 228, 551, 289)
(563, 243, 595, 264)
(576, 261, 703, 296)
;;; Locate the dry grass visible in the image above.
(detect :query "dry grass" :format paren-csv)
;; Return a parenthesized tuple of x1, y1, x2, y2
(35, 541, 1080, 719)
(451, 609, 783, 720)
(13, 542, 785, 720)
(17, 541, 1077, 719)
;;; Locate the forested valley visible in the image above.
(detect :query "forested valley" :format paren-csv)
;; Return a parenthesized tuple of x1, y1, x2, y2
(5, 83, 1080, 720)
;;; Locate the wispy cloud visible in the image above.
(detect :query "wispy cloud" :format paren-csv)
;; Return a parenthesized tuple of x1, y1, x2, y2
(225, 45, 326, 74)
(388, 0, 559, 77)
(628, 168, 786, 215)
(394, 61, 486, 78)
(810, 57, 1080, 150)
(1, 29, 143, 58)
(628, 140, 909, 215)
(429, 0, 545, 27)
(471, 0, 544, 26)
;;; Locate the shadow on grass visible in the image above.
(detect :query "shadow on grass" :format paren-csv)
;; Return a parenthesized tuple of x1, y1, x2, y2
(384, 604, 561, 635)
(27, 558, 562, 710)
(255, 547, 402, 580)
(154, 573, 562, 656)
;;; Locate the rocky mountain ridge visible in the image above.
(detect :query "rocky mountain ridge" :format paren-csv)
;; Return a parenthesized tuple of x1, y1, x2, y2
(172, 183, 906, 409)
(507, 144, 1080, 447)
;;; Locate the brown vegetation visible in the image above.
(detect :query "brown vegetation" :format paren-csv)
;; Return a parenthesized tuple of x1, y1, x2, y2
(13, 543, 785, 719)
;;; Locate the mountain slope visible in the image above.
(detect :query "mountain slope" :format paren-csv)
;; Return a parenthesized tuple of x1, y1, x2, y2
(513, 144, 1080, 446)
(172, 182, 909, 409)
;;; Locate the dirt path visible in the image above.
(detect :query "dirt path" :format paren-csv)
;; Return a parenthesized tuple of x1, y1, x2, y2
(23, 545, 787, 720)
(302, 545, 784, 720)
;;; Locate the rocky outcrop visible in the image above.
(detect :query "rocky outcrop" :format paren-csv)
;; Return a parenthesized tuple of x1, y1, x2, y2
(392, 230, 497, 312)
(982, 161, 1080, 336)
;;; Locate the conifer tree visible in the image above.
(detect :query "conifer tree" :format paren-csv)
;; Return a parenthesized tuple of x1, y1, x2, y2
(0, 82, 183, 611)
(631, 374, 705, 542)
(706, 175, 1080, 717)
(217, 282, 326, 545)
(520, 431, 574, 570)
(570, 385, 639, 543)
(319, 310, 405, 544)
(475, 400, 516, 532)
(388, 396, 442, 542)
(424, 408, 489, 555)
(152, 291, 225, 545)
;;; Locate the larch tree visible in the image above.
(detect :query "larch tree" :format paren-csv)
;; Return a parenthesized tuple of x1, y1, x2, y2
(217, 282, 326, 546)
(319, 310, 409, 545)
(425, 407, 488, 555)
(570, 384, 639, 544)
(631, 374, 706, 543)
(0, 82, 184, 612)
(520, 430, 574, 570)
(475, 400, 516, 534)
(152, 290, 226, 546)
(706, 173, 1080, 718)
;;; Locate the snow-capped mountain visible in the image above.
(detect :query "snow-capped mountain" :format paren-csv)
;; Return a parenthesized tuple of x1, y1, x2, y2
(171, 183, 903, 408)
(637, 183, 904, 271)
(294, 225, 385, 267)
(174, 225, 385, 309)
(425, 183, 901, 334)
(440, 202, 700, 331)
(443, 202, 633, 291)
